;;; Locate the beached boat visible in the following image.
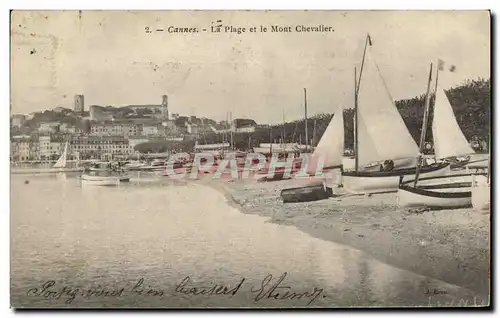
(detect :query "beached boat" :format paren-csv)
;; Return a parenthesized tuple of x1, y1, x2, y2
(280, 181, 330, 203)
(304, 36, 449, 194)
(398, 173, 485, 209)
(397, 62, 479, 209)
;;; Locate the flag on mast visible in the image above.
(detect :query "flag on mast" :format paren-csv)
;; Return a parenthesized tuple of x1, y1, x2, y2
(437, 59, 456, 72)
(367, 34, 373, 46)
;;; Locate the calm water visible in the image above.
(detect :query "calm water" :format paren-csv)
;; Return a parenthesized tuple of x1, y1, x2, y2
(11, 173, 485, 308)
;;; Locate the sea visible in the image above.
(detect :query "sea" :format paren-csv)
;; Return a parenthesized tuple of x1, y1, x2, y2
(10, 172, 486, 308)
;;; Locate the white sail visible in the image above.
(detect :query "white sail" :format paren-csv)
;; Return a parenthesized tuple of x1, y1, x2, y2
(307, 106, 345, 174)
(432, 87, 475, 159)
(356, 48, 419, 167)
(53, 141, 68, 168)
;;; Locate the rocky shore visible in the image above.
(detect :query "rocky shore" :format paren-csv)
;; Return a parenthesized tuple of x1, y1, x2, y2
(196, 175, 490, 300)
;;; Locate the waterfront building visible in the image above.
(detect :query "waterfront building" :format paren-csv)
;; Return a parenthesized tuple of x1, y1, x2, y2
(70, 135, 131, 160)
(10, 135, 34, 161)
(38, 136, 52, 160)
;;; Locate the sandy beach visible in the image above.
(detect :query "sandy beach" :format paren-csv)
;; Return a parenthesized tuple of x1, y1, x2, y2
(194, 172, 490, 299)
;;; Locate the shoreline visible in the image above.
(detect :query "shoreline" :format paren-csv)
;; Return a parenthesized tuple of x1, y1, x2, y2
(194, 174, 490, 299)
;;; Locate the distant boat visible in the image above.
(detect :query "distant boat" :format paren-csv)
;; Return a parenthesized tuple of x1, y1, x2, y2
(81, 174, 124, 186)
(398, 63, 480, 209)
(123, 161, 148, 170)
(88, 161, 112, 172)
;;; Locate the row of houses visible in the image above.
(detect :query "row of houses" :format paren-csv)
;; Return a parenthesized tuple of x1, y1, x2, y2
(10, 135, 159, 161)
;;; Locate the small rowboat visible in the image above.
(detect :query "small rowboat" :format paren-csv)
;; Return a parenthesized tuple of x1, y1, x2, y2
(81, 174, 129, 186)
(280, 181, 330, 203)
(397, 173, 487, 209)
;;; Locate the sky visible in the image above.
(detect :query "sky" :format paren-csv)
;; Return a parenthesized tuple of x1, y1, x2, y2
(10, 10, 490, 124)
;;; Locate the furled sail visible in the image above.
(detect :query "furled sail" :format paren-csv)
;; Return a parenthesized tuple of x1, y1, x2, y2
(307, 106, 345, 174)
(356, 47, 419, 167)
(432, 87, 475, 159)
(53, 141, 68, 168)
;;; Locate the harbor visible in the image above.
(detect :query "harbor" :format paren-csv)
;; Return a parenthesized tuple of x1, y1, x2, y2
(11, 172, 489, 307)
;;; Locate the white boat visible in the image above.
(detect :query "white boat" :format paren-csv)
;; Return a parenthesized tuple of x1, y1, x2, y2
(307, 36, 449, 194)
(398, 173, 485, 209)
(124, 161, 148, 170)
(81, 174, 129, 186)
(397, 62, 480, 209)
(11, 141, 84, 174)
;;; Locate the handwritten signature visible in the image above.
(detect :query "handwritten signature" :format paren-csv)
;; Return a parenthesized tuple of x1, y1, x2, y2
(26, 273, 325, 306)
(175, 272, 323, 306)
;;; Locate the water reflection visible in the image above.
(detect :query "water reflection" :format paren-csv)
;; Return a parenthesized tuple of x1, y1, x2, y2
(11, 174, 483, 308)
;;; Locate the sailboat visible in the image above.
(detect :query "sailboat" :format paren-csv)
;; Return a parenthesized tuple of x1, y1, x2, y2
(340, 36, 449, 193)
(398, 63, 484, 209)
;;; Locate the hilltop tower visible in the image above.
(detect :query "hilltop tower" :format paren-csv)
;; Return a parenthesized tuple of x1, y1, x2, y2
(74, 95, 85, 114)
(161, 95, 169, 120)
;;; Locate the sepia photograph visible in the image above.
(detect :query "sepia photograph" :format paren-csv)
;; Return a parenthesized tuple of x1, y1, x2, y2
(9, 10, 491, 308)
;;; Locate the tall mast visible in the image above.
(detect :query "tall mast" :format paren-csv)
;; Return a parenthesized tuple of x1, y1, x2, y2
(432, 62, 440, 161)
(312, 119, 317, 147)
(354, 66, 358, 171)
(230, 111, 234, 151)
(304, 88, 308, 150)
(434, 61, 441, 96)
(269, 127, 273, 154)
(414, 62, 434, 187)
(282, 108, 285, 148)
(356, 34, 371, 96)
(354, 34, 371, 171)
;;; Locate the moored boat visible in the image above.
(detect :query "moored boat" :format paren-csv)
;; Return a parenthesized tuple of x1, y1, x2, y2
(81, 174, 122, 186)
(123, 161, 148, 171)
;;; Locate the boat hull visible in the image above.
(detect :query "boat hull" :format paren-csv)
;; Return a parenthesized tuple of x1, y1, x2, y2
(397, 174, 482, 209)
(280, 182, 329, 203)
(341, 162, 451, 194)
(81, 175, 121, 186)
